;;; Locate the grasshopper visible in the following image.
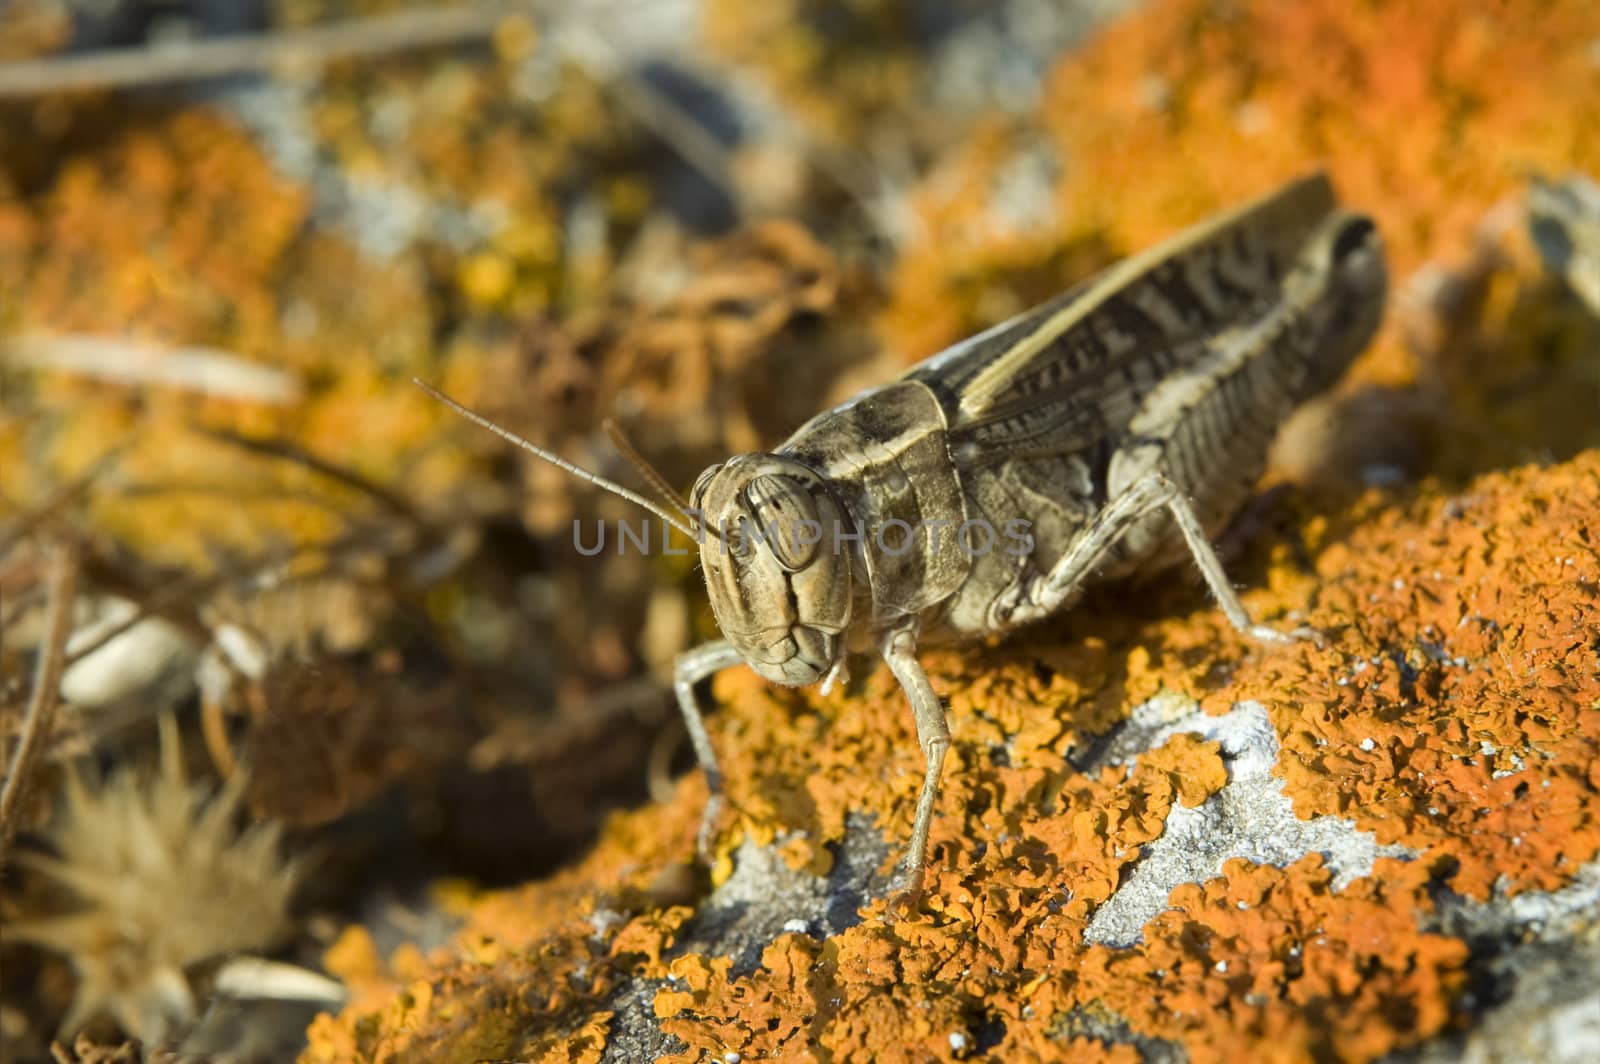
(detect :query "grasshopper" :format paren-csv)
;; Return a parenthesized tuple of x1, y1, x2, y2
(418, 170, 1386, 902)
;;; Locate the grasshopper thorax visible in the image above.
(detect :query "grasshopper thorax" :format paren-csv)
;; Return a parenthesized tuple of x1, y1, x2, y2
(690, 454, 854, 687)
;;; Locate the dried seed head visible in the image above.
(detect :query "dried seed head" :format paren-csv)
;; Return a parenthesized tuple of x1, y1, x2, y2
(13, 717, 298, 1044)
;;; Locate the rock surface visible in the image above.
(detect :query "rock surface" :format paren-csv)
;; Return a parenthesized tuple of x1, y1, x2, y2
(302, 447, 1600, 1063)
(4, 0, 1599, 1061)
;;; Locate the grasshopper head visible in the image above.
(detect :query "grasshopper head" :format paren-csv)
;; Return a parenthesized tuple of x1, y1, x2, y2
(690, 454, 854, 686)
(412, 381, 856, 687)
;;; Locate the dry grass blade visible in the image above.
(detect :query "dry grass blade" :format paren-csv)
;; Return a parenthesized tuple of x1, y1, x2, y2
(197, 425, 420, 521)
(0, 539, 79, 866)
(0, 4, 531, 97)
(8, 334, 302, 403)
(556, 22, 738, 201)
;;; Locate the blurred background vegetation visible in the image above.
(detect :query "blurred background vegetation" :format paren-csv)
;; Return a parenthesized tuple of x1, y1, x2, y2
(1, 0, 1598, 1059)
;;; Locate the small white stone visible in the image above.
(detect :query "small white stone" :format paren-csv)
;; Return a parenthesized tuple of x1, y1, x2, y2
(214, 622, 268, 679)
(1215, 960, 1229, 973)
(723, 1053, 742, 1064)
(948, 1032, 970, 1053)
(1233, 100, 1271, 135)
(782, 918, 810, 935)
(1359, 738, 1377, 752)
(588, 907, 626, 940)
(1137, 74, 1171, 111)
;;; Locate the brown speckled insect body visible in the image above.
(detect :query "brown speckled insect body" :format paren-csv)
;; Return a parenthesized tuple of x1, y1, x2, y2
(422, 171, 1387, 902)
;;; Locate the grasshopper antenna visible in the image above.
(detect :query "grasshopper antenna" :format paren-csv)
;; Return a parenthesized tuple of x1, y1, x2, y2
(414, 380, 698, 541)
(603, 418, 727, 544)
(602, 417, 693, 516)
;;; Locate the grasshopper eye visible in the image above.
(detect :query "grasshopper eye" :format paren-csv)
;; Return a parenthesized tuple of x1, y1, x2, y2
(743, 474, 821, 571)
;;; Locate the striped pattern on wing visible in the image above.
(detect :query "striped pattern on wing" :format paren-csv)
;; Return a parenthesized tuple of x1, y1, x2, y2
(904, 173, 1337, 469)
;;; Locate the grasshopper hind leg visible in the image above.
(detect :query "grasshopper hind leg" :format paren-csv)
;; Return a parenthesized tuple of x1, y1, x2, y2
(1147, 472, 1313, 645)
(1020, 468, 1308, 645)
(673, 639, 746, 862)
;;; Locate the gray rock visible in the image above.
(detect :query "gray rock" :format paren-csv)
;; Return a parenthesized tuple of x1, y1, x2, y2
(1085, 698, 1414, 948)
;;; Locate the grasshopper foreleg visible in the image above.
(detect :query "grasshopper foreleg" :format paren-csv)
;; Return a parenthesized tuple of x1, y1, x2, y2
(1024, 469, 1305, 645)
(673, 639, 745, 861)
(878, 619, 950, 905)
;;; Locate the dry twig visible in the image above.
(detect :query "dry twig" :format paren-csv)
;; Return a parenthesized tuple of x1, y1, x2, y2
(0, 4, 531, 97)
(0, 539, 79, 866)
(197, 425, 420, 521)
(0, 448, 124, 563)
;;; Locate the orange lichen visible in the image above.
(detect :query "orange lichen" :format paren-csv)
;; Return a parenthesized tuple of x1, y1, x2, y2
(1044, 0, 1600, 278)
(1242, 459, 1600, 898)
(0, 107, 459, 571)
(304, 446, 1599, 1063)
(878, 121, 1112, 367)
(653, 854, 1467, 1064)
(882, 0, 1600, 387)
(1105, 455, 1600, 897)
(1073, 856, 1468, 1064)
(0, 0, 70, 62)
(301, 786, 707, 1064)
(702, 0, 922, 144)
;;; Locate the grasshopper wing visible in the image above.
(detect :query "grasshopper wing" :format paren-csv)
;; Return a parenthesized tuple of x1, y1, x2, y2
(905, 173, 1340, 467)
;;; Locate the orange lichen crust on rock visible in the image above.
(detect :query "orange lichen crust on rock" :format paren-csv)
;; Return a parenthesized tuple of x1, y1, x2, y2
(1118, 454, 1600, 901)
(1240, 455, 1600, 898)
(1076, 855, 1468, 1064)
(302, 446, 1600, 1064)
(882, 0, 1600, 380)
(302, 780, 707, 1064)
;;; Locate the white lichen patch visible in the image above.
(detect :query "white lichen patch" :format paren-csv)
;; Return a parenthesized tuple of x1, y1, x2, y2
(1084, 700, 1414, 947)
